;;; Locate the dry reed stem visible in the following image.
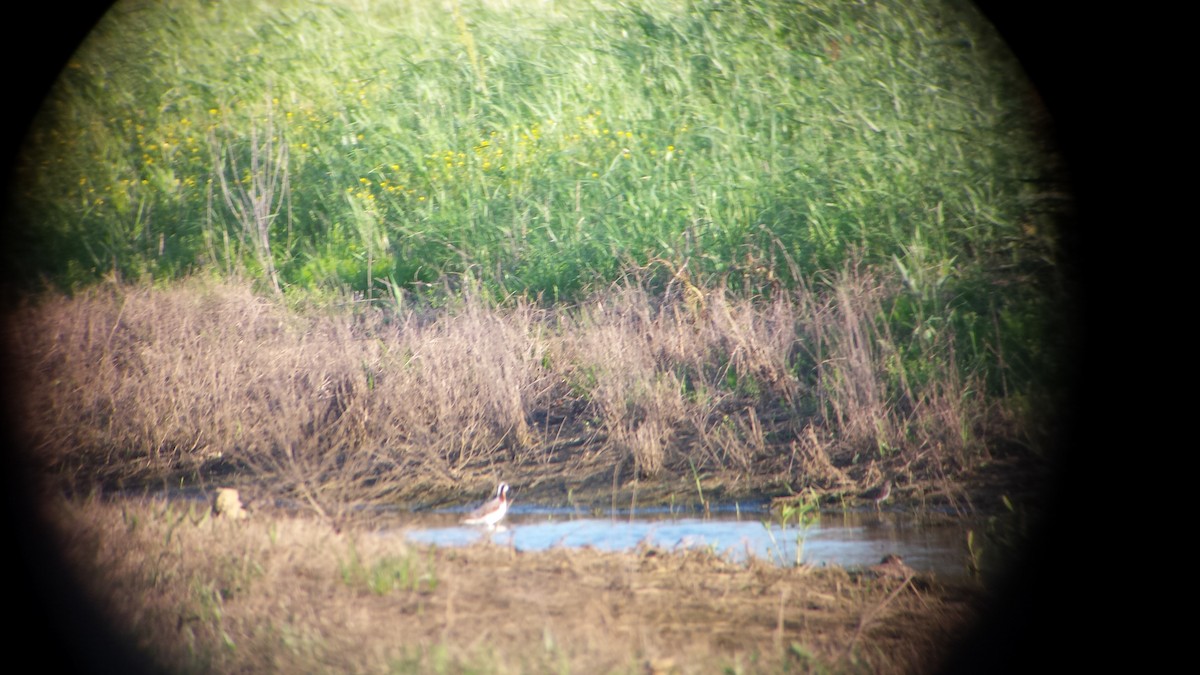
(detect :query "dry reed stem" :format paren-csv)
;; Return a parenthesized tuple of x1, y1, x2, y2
(5, 269, 1015, 513)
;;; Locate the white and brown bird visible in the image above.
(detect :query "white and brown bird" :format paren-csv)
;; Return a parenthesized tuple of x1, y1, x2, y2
(462, 482, 510, 528)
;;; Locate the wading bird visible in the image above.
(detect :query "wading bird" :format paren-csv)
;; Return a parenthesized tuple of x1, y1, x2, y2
(463, 482, 510, 528)
(862, 479, 891, 510)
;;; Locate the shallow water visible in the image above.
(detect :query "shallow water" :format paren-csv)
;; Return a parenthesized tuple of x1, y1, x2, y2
(142, 488, 975, 577)
(395, 502, 975, 578)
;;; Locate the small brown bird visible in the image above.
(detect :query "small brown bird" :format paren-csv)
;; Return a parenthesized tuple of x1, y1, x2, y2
(862, 479, 891, 510)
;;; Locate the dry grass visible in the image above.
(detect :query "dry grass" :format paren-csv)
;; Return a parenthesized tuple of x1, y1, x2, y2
(5, 278, 559, 518)
(45, 495, 984, 674)
(4, 269, 1025, 519)
(556, 269, 802, 480)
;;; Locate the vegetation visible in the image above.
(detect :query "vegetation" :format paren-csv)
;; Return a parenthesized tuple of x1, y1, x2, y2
(45, 495, 981, 673)
(8, 271, 1041, 519)
(10, 1, 1061, 292)
(5, 0, 1068, 519)
(763, 489, 820, 566)
(5, 3, 1074, 670)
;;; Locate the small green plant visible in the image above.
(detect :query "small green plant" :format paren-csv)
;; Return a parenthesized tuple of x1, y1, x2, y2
(968, 494, 1028, 581)
(762, 490, 820, 566)
(366, 556, 411, 595)
(339, 540, 437, 595)
(787, 642, 819, 672)
(965, 529, 983, 578)
(184, 579, 237, 656)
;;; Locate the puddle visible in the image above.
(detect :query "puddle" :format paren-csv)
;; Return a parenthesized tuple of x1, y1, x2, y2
(395, 503, 975, 578)
(129, 488, 976, 577)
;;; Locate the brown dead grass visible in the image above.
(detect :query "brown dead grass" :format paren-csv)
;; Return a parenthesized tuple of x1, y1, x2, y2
(3, 268, 1033, 521)
(47, 495, 984, 674)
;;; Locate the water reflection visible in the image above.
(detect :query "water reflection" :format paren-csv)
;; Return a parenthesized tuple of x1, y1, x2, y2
(396, 504, 974, 578)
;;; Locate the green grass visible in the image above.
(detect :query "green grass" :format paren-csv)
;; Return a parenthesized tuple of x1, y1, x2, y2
(763, 489, 820, 566)
(10, 0, 1051, 291)
(339, 538, 438, 596)
(6, 0, 1067, 423)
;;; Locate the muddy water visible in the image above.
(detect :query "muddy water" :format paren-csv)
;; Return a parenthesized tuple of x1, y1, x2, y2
(396, 503, 976, 578)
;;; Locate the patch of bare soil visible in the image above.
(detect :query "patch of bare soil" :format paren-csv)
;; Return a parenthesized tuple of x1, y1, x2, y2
(40, 495, 986, 674)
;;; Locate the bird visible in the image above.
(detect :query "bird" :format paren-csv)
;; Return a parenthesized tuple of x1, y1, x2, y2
(868, 553, 915, 580)
(862, 479, 891, 510)
(462, 482, 510, 528)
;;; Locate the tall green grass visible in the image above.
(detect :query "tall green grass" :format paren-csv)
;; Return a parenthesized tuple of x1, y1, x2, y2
(10, 0, 1052, 288)
(6, 0, 1067, 413)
